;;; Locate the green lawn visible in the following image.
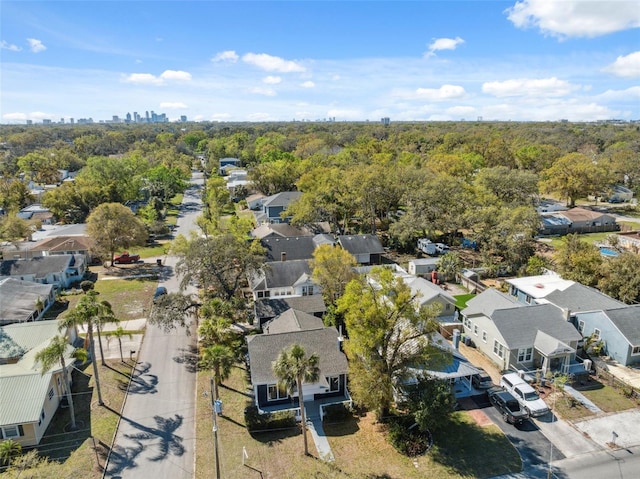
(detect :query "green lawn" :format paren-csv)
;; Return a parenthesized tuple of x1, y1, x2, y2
(454, 294, 475, 310)
(196, 362, 521, 479)
(576, 378, 638, 413)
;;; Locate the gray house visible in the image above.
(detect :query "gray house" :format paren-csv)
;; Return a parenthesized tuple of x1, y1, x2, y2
(0, 254, 86, 290)
(337, 234, 385, 265)
(254, 295, 327, 328)
(574, 306, 640, 366)
(254, 191, 302, 225)
(461, 288, 583, 375)
(249, 259, 319, 300)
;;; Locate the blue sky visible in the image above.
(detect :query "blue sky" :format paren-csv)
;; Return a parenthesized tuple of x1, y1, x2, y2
(1, 0, 639, 123)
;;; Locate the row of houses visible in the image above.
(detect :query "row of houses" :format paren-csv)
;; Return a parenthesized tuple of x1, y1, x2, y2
(460, 273, 640, 377)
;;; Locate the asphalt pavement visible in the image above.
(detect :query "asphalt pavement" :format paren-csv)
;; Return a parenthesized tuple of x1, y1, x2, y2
(103, 173, 204, 479)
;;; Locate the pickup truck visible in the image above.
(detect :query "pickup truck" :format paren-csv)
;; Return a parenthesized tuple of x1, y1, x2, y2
(114, 252, 140, 264)
(488, 388, 528, 426)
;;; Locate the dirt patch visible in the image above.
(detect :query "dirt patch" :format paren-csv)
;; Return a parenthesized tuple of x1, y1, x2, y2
(457, 397, 494, 427)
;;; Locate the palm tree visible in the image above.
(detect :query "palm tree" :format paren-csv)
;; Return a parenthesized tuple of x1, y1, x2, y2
(272, 344, 320, 456)
(0, 439, 21, 467)
(93, 299, 119, 366)
(59, 291, 113, 406)
(111, 326, 133, 362)
(200, 344, 235, 400)
(34, 335, 87, 430)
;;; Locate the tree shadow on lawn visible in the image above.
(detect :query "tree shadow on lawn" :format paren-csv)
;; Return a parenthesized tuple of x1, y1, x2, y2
(323, 415, 361, 437)
(429, 414, 522, 478)
(249, 426, 300, 446)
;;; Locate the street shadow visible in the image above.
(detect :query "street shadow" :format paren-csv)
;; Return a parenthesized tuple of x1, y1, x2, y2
(173, 346, 198, 373)
(107, 414, 187, 475)
(118, 361, 158, 394)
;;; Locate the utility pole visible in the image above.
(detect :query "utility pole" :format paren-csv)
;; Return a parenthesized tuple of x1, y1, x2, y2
(211, 377, 221, 479)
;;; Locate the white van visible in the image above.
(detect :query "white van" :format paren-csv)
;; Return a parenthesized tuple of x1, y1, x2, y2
(500, 373, 549, 417)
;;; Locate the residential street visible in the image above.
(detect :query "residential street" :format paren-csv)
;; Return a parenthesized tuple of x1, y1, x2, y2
(104, 173, 204, 478)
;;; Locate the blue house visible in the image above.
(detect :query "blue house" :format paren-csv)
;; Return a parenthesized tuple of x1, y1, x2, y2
(254, 191, 302, 224)
(574, 306, 640, 366)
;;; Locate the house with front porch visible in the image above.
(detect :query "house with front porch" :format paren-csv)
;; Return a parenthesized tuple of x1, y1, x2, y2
(246, 320, 350, 418)
(0, 321, 77, 446)
(461, 288, 583, 375)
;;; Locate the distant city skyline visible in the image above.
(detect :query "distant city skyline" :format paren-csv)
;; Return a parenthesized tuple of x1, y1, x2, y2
(1, 1, 639, 124)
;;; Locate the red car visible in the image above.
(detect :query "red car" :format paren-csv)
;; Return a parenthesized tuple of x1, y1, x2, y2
(114, 252, 140, 264)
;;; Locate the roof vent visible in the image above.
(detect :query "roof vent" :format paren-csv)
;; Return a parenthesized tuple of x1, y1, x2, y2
(534, 283, 544, 288)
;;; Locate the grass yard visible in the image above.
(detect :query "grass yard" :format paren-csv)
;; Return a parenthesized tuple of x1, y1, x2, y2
(195, 363, 521, 479)
(94, 278, 156, 322)
(454, 294, 475, 310)
(575, 378, 638, 413)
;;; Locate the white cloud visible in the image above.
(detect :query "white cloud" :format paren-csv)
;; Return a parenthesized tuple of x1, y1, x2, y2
(1, 41, 21, 51)
(247, 112, 272, 121)
(160, 70, 192, 81)
(160, 102, 188, 109)
(602, 51, 640, 78)
(263, 76, 282, 84)
(123, 73, 164, 85)
(210, 113, 231, 120)
(395, 85, 466, 101)
(327, 108, 363, 120)
(2, 111, 53, 121)
(506, 0, 640, 39)
(122, 70, 191, 85)
(249, 87, 276, 96)
(212, 50, 239, 63)
(2, 112, 28, 121)
(242, 53, 306, 73)
(27, 38, 46, 53)
(597, 85, 640, 101)
(301, 81, 315, 88)
(446, 106, 477, 118)
(425, 36, 464, 57)
(482, 77, 578, 97)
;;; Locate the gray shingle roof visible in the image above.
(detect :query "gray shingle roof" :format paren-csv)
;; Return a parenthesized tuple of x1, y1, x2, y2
(251, 259, 312, 290)
(251, 224, 307, 239)
(0, 278, 54, 324)
(262, 309, 325, 335)
(337, 235, 385, 255)
(246, 327, 348, 385)
(461, 288, 522, 317)
(603, 305, 640, 345)
(492, 303, 581, 350)
(0, 254, 74, 278)
(254, 295, 327, 322)
(543, 283, 625, 313)
(262, 191, 302, 208)
(262, 236, 317, 261)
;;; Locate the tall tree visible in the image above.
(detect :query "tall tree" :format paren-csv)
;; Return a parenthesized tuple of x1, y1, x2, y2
(111, 326, 133, 362)
(598, 252, 640, 304)
(337, 267, 448, 419)
(272, 344, 320, 456)
(554, 234, 603, 287)
(86, 202, 148, 266)
(34, 335, 87, 430)
(59, 291, 115, 406)
(310, 244, 357, 305)
(200, 344, 235, 400)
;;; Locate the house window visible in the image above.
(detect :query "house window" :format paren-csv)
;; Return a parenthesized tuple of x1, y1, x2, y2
(467, 320, 473, 331)
(525, 294, 532, 304)
(482, 331, 487, 343)
(302, 285, 314, 296)
(594, 328, 601, 340)
(578, 320, 585, 332)
(632, 346, 640, 355)
(445, 303, 451, 311)
(267, 384, 287, 401)
(493, 340, 505, 359)
(38, 409, 45, 427)
(327, 376, 340, 392)
(518, 348, 533, 362)
(1, 426, 21, 439)
(473, 325, 478, 336)
(48, 388, 54, 400)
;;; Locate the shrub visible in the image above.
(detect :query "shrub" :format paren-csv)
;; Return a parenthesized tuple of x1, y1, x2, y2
(322, 403, 352, 422)
(386, 415, 431, 457)
(244, 406, 297, 432)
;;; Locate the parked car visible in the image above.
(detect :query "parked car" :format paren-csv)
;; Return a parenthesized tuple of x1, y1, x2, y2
(434, 243, 450, 254)
(417, 238, 436, 255)
(153, 286, 167, 301)
(488, 388, 529, 425)
(500, 373, 550, 417)
(472, 368, 494, 390)
(114, 252, 140, 264)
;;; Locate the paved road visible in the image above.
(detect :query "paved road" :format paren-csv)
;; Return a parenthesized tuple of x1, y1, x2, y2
(554, 444, 640, 479)
(473, 394, 563, 478)
(104, 173, 204, 479)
